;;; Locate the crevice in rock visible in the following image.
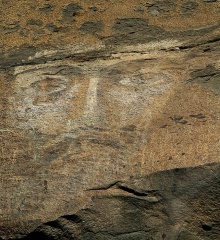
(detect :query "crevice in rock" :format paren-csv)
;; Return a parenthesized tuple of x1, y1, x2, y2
(86, 180, 121, 191)
(62, 214, 82, 223)
(117, 184, 150, 197)
(162, 35, 220, 51)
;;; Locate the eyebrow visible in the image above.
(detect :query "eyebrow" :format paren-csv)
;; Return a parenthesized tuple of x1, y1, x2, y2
(14, 65, 83, 77)
(100, 58, 155, 76)
(14, 51, 156, 77)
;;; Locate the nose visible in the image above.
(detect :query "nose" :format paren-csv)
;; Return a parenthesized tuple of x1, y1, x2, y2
(82, 77, 101, 126)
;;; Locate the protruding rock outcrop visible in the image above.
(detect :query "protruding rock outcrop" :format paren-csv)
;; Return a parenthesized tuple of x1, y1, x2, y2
(11, 163, 220, 240)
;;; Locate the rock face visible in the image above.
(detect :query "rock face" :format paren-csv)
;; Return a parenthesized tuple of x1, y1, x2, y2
(10, 163, 220, 240)
(1, 0, 220, 239)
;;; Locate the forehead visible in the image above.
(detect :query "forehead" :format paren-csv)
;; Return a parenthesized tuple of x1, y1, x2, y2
(14, 64, 83, 78)
(13, 63, 85, 88)
(14, 51, 155, 77)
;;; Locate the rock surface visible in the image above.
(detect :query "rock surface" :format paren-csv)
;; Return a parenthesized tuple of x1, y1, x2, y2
(1, 0, 220, 239)
(10, 163, 220, 240)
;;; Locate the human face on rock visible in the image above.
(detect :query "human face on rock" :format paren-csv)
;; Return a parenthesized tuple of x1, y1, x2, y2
(10, 64, 88, 135)
(99, 59, 173, 127)
(10, 55, 173, 138)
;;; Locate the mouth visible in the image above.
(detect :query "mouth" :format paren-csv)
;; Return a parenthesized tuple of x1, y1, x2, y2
(7, 123, 148, 165)
(63, 124, 147, 151)
(64, 127, 126, 149)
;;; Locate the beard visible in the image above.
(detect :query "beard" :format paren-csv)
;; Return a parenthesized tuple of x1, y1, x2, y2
(1, 121, 149, 237)
(39, 124, 148, 174)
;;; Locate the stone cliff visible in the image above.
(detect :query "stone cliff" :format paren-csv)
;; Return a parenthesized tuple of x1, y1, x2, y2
(10, 163, 220, 240)
(0, 0, 220, 239)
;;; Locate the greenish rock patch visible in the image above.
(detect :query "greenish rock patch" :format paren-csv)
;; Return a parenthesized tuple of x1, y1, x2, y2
(62, 3, 83, 23)
(146, 0, 176, 16)
(26, 19, 43, 27)
(39, 4, 55, 13)
(79, 21, 104, 34)
(180, 0, 198, 15)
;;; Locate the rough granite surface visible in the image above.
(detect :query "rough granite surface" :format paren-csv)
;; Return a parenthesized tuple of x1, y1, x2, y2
(0, 0, 220, 239)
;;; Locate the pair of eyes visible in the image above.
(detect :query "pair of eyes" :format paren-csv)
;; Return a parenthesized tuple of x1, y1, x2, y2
(29, 73, 168, 93)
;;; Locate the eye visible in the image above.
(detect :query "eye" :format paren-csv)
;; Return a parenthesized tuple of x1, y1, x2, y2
(118, 73, 171, 87)
(118, 74, 151, 86)
(30, 77, 67, 94)
(30, 77, 68, 105)
(119, 77, 135, 86)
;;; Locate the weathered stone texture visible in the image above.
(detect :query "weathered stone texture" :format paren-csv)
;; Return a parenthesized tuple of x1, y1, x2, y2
(1, 0, 220, 239)
(11, 163, 220, 240)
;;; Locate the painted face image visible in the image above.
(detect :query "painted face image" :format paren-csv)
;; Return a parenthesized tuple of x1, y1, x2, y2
(3, 52, 179, 230)
(7, 55, 175, 193)
(99, 60, 173, 126)
(10, 57, 173, 137)
(9, 65, 87, 134)
(6, 53, 176, 197)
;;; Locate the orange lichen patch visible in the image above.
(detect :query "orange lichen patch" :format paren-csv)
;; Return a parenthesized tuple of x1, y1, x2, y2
(148, 0, 220, 29)
(1, 0, 220, 51)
